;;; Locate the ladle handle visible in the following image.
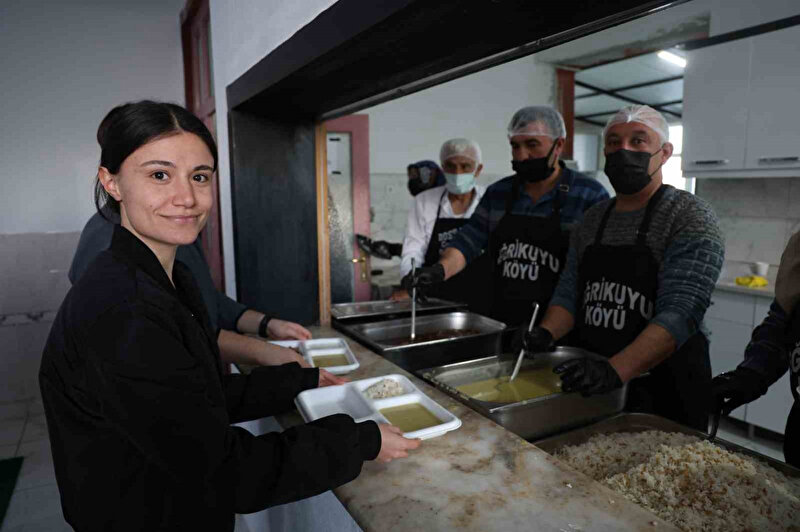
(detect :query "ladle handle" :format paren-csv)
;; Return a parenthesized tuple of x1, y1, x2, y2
(509, 302, 540, 381)
(410, 258, 416, 340)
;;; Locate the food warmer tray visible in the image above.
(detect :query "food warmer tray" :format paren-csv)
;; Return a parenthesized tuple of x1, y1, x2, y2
(330, 298, 465, 323)
(337, 311, 506, 372)
(419, 347, 627, 441)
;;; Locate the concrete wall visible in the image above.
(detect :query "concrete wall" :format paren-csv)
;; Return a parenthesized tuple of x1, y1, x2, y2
(0, 0, 185, 403)
(209, 0, 338, 298)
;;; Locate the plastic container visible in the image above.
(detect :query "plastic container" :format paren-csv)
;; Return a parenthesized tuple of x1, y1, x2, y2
(295, 374, 462, 440)
(299, 338, 360, 375)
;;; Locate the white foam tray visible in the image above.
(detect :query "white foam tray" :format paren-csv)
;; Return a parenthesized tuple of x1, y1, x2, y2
(295, 374, 462, 440)
(298, 338, 360, 375)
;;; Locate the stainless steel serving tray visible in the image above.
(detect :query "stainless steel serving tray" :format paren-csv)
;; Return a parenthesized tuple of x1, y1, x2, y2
(338, 311, 506, 372)
(534, 412, 800, 478)
(420, 347, 627, 441)
(343, 311, 506, 351)
(330, 298, 465, 321)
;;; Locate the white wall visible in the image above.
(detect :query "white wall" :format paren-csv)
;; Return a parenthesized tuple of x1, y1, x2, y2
(367, 56, 556, 178)
(209, 0, 339, 298)
(709, 0, 800, 35)
(0, 0, 185, 234)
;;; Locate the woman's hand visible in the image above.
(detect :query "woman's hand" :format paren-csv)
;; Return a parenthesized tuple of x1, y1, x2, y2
(375, 424, 421, 462)
(319, 369, 348, 387)
(267, 319, 312, 340)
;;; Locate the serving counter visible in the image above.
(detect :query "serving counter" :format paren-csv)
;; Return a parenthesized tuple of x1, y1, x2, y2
(241, 325, 676, 531)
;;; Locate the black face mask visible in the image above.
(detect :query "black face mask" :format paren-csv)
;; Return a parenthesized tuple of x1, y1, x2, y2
(604, 149, 661, 195)
(511, 141, 558, 183)
(408, 179, 428, 196)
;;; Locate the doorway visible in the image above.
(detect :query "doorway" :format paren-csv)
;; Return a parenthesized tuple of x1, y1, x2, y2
(324, 114, 371, 303)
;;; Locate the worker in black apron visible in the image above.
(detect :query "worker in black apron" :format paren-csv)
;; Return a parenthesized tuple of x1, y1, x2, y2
(524, 105, 723, 432)
(569, 184, 711, 430)
(712, 230, 800, 466)
(422, 188, 491, 312)
(402, 106, 610, 331)
(488, 169, 571, 326)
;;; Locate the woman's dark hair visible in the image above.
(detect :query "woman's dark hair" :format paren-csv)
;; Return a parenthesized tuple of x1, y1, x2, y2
(94, 100, 218, 219)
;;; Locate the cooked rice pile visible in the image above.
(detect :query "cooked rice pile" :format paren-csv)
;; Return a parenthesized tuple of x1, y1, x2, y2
(556, 430, 800, 532)
(363, 378, 406, 399)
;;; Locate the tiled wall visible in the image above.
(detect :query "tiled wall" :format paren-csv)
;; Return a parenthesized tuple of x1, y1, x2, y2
(695, 177, 800, 273)
(0, 232, 80, 403)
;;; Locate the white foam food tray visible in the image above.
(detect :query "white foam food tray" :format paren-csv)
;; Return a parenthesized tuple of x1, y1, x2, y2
(299, 338, 360, 375)
(295, 374, 461, 440)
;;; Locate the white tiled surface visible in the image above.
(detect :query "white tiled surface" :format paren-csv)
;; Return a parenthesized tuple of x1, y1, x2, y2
(696, 177, 800, 267)
(0, 399, 70, 532)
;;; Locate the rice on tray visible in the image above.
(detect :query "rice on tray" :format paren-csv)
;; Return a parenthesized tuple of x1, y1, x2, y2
(363, 378, 406, 399)
(555, 430, 800, 532)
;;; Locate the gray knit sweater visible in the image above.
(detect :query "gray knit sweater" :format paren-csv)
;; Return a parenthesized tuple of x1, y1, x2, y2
(550, 185, 725, 347)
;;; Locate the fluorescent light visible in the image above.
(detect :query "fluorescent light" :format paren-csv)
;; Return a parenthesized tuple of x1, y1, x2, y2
(657, 50, 687, 68)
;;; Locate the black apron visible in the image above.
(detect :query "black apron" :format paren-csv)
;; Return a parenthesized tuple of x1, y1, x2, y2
(488, 174, 571, 327)
(784, 308, 800, 467)
(425, 190, 491, 313)
(574, 185, 711, 431)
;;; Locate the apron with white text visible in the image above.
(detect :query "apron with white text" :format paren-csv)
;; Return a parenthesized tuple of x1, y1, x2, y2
(574, 185, 711, 431)
(488, 175, 571, 327)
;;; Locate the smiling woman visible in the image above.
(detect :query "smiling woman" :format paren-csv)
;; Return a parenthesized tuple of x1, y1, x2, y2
(39, 101, 419, 532)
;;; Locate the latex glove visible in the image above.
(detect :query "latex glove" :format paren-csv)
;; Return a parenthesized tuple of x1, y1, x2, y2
(375, 424, 421, 463)
(267, 319, 312, 340)
(735, 275, 769, 288)
(554, 357, 623, 396)
(319, 369, 348, 388)
(400, 263, 445, 294)
(712, 367, 769, 415)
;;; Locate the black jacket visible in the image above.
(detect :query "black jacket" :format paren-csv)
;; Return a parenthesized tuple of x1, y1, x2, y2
(40, 225, 380, 531)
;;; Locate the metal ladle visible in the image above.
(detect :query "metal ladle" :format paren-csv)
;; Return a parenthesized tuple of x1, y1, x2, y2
(509, 302, 540, 382)
(410, 258, 416, 341)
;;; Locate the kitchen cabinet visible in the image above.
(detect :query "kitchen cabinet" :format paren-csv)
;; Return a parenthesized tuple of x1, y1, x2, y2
(705, 316, 750, 421)
(744, 26, 800, 172)
(682, 39, 751, 174)
(682, 25, 800, 178)
(747, 372, 793, 434)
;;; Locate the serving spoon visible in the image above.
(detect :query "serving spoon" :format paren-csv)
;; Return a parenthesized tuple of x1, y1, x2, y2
(509, 302, 539, 382)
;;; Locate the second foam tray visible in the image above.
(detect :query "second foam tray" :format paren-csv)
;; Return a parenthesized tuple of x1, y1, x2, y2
(295, 374, 461, 440)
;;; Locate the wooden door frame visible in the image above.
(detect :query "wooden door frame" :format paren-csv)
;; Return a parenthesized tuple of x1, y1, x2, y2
(181, 0, 225, 291)
(323, 114, 371, 303)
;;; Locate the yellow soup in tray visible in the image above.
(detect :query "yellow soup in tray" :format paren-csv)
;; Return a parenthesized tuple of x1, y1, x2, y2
(455, 368, 561, 403)
(380, 403, 442, 433)
(312, 354, 350, 368)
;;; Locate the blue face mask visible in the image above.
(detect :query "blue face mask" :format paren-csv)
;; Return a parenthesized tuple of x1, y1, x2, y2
(444, 172, 475, 195)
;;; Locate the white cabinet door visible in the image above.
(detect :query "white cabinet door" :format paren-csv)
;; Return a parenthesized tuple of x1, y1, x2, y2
(747, 372, 793, 435)
(682, 39, 752, 174)
(707, 290, 756, 325)
(706, 317, 752, 421)
(753, 296, 774, 326)
(745, 26, 800, 171)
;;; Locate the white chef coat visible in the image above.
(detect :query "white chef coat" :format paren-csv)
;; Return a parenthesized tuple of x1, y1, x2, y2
(400, 184, 486, 276)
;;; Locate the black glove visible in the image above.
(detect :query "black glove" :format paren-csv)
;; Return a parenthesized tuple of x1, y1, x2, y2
(511, 326, 554, 357)
(554, 357, 623, 397)
(400, 264, 445, 293)
(712, 367, 769, 416)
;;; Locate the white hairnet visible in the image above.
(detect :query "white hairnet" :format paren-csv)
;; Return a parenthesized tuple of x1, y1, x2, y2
(603, 104, 669, 145)
(507, 106, 566, 139)
(439, 138, 482, 164)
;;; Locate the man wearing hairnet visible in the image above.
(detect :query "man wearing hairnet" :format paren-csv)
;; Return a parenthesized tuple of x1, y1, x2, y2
(403, 106, 609, 327)
(712, 231, 800, 465)
(394, 139, 489, 309)
(527, 105, 724, 431)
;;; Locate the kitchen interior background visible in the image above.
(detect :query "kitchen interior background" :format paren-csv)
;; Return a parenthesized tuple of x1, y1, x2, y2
(2, 0, 799, 408)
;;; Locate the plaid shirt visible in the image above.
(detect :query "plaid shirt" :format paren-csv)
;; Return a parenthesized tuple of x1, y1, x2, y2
(447, 164, 610, 263)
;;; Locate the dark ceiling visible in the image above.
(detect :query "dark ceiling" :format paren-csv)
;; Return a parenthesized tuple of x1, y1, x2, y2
(228, 0, 688, 120)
